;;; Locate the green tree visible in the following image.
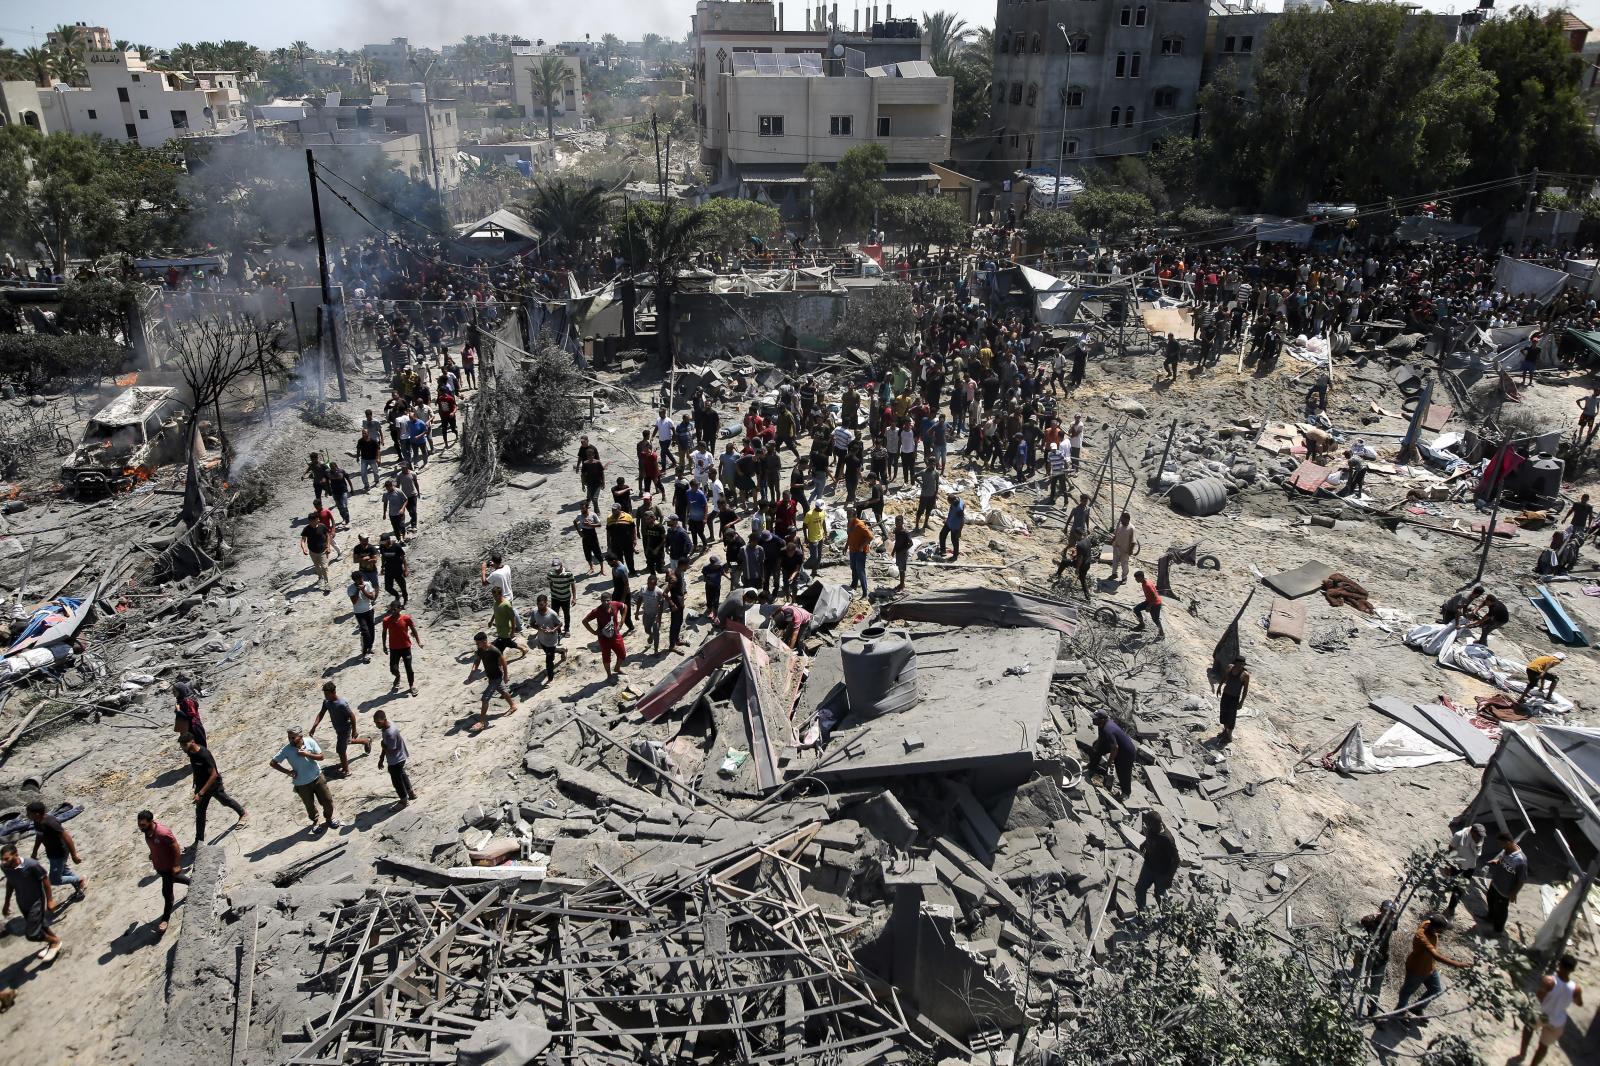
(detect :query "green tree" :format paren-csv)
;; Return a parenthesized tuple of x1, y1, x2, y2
(1465, 8, 1600, 209)
(1070, 186, 1153, 239)
(20, 46, 53, 87)
(922, 11, 970, 72)
(1198, 3, 1496, 210)
(806, 143, 888, 240)
(1147, 136, 1198, 212)
(1020, 208, 1086, 249)
(834, 281, 917, 356)
(881, 195, 966, 254)
(693, 198, 780, 253)
(526, 54, 574, 142)
(948, 52, 993, 142)
(522, 178, 612, 255)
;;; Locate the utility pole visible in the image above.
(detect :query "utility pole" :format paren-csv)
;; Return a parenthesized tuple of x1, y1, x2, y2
(1053, 23, 1073, 209)
(1517, 169, 1538, 251)
(410, 56, 445, 207)
(304, 148, 348, 401)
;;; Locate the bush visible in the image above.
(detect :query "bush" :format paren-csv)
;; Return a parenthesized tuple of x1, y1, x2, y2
(56, 280, 142, 338)
(1021, 208, 1087, 250)
(0, 333, 127, 388)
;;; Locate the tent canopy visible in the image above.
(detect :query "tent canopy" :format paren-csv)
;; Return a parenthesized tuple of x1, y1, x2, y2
(455, 208, 541, 243)
(1460, 725, 1600, 854)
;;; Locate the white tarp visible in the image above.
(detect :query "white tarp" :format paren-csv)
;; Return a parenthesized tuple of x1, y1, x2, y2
(1461, 725, 1600, 854)
(1494, 255, 1573, 304)
(1403, 621, 1576, 715)
(1328, 722, 1460, 773)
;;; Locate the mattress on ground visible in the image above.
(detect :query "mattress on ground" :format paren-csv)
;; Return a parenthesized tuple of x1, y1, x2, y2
(1263, 561, 1337, 599)
(1266, 597, 1307, 642)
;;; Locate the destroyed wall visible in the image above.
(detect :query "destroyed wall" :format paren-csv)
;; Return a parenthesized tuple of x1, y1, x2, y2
(672, 289, 846, 365)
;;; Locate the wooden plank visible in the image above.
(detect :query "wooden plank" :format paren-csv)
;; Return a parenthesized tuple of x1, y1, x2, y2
(230, 906, 260, 1066)
(1368, 696, 1462, 754)
(1413, 704, 1495, 767)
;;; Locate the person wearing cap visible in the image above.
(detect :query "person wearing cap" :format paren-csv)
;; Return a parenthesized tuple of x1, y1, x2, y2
(1524, 653, 1564, 704)
(269, 727, 340, 834)
(1396, 914, 1471, 1017)
(1086, 710, 1137, 797)
(546, 559, 575, 634)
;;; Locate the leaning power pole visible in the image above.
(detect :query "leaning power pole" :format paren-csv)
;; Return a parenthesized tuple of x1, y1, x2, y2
(304, 148, 348, 401)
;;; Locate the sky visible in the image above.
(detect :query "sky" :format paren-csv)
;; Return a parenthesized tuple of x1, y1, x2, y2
(3, 0, 1597, 52)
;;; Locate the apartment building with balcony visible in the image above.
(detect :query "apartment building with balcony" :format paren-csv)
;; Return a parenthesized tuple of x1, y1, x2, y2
(691, 0, 953, 209)
(988, 0, 1207, 169)
(510, 48, 584, 130)
(36, 48, 246, 144)
(270, 86, 463, 190)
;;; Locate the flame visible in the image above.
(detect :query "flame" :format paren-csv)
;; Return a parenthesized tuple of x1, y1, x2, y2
(4, 485, 18, 500)
(122, 466, 154, 483)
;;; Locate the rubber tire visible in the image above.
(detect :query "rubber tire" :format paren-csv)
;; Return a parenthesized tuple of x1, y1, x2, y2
(1094, 606, 1119, 625)
(1198, 554, 1221, 570)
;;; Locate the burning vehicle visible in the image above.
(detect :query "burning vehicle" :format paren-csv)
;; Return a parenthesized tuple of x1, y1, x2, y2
(60, 386, 186, 494)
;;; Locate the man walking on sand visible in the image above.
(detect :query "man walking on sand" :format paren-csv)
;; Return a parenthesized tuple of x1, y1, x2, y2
(300, 509, 334, 593)
(381, 601, 421, 696)
(1131, 570, 1165, 637)
(2, 842, 61, 961)
(373, 710, 418, 807)
(1517, 954, 1583, 1065)
(1395, 914, 1471, 1018)
(136, 811, 187, 935)
(311, 680, 373, 776)
(583, 592, 635, 682)
(269, 727, 341, 834)
(1213, 657, 1249, 746)
(1484, 831, 1528, 935)
(26, 800, 86, 902)
(466, 631, 519, 732)
(183, 735, 247, 845)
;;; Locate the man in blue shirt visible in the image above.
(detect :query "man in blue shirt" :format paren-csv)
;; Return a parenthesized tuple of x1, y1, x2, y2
(1087, 710, 1137, 797)
(938, 494, 966, 561)
(269, 727, 341, 833)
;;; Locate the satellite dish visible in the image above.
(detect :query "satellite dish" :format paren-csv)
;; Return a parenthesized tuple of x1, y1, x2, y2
(832, 44, 845, 57)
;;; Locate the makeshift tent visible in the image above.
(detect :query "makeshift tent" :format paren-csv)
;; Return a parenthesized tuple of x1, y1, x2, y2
(1394, 216, 1481, 244)
(1493, 255, 1574, 304)
(1459, 724, 1600, 853)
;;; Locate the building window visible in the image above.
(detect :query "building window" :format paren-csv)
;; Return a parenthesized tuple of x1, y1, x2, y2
(1110, 106, 1121, 126)
(1000, 33, 1010, 54)
(829, 114, 853, 135)
(171, 110, 189, 129)
(1160, 36, 1183, 55)
(1125, 106, 1135, 127)
(1130, 52, 1142, 77)
(758, 115, 784, 136)
(1031, 33, 1042, 53)
(1240, 35, 1254, 52)
(131, 73, 139, 81)
(1062, 84, 1085, 107)
(125, 123, 137, 139)
(1154, 87, 1177, 108)
(1063, 138, 1078, 156)
(1119, 5, 1131, 25)
(1136, 5, 1147, 25)
(87, 109, 97, 119)
(996, 84, 1008, 105)
(1223, 36, 1236, 53)
(878, 115, 891, 136)
(138, 109, 148, 119)
(1026, 83, 1038, 107)
(117, 87, 129, 102)
(1115, 52, 1126, 77)
(1013, 32, 1026, 53)
(445, 113, 452, 125)
(1066, 33, 1088, 53)
(1009, 82, 1023, 104)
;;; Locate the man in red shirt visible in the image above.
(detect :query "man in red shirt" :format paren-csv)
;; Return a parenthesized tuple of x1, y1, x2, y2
(583, 593, 635, 681)
(1132, 570, 1165, 637)
(138, 811, 188, 934)
(381, 601, 423, 696)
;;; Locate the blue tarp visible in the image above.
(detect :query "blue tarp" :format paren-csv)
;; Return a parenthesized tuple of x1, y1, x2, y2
(8, 597, 82, 652)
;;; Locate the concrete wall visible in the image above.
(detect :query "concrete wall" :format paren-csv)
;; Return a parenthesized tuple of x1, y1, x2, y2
(989, 0, 1210, 166)
(0, 81, 45, 131)
(673, 287, 846, 364)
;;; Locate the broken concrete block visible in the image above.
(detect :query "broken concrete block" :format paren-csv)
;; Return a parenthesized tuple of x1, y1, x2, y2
(902, 734, 925, 753)
(855, 790, 919, 849)
(1270, 862, 1290, 881)
(1220, 832, 1245, 855)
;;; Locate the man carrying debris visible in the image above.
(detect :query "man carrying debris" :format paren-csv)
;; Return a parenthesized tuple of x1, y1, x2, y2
(373, 710, 417, 807)
(1484, 831, 1528, 936)
(1517, 954, 1583, 1065)
(1134, 810, 1180, 910)
(312, 680, 373, 776)
(381, 601, 422, 696)
(466, 631, 520, 731)
(26, 802, 86, 902)
(1395, 914, 1471, 1018)
(583, 592, 635, 682)
(136, 811, 189, 935)
(1087, 710, 1136, 797)
(271, 728, 341, 834)
(1214, 657, 1249, 747)
(184, 734, 247, 844)
(1, 842, 61, 961)
(1463, 593, 1509, 645)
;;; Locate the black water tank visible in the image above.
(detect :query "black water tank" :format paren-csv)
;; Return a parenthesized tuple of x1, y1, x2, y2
(840, 626, 919, 717)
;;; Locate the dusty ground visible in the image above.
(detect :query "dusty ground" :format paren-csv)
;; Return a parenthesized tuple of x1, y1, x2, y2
(0, 329, 1595, 1064)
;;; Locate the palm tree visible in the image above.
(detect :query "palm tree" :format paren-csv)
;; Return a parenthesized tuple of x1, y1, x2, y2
(966, 26, 994, 61)
(599, 34, 622, 66)
(21, 46, 52, 86)
(114, 39, 130, 52)
(135, 44, 155, 62)
(0, 49, 22, 81)
(170, 43, 199, 73)
(50, 48, 86, 86)
(522, 178, 612, 254)
(50, 24, 86, 55)
(526, 54, 574, 142)
(271, 47, 290, 67)
(923, 11, 970, 73)
(291, 40, 310, 72)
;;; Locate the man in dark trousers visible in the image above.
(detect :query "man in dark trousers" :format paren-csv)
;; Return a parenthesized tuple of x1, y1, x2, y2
(373, 710, 417, 807)
(1087, 710, 1137, 797)
(1214, 657, 1249, 746)
(1484, 831, 1528, 935)
(184, 734, 248, 845)
(1, 842, 61, 961)
(1134, 810, 1179, 910)
(137, 811, 188, 934)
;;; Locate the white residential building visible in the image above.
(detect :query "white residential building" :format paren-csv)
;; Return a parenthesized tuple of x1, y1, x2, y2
(510, 48, 584, 129)
(690, 1, 953, 205)
(36, 49, 246, 145)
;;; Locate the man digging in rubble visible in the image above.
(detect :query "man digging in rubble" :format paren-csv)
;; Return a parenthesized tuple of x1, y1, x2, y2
(1087, 710, 1136, 797)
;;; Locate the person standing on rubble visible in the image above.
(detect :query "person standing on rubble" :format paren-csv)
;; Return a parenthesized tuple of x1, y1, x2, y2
(1395, 914, 1471, 1018)
(26, 801, 86, 902)
(2, 842, 61, 961)
(530, 593, 567, 683)
(372, 710, 417, 807)
(1213, 657, 1249, 747)
(381, 600, 421, 696)
(1134, 810, 1179, 910)
(663, 563, 688, 650)
(846, 510, 875, 596)
(574, 502, 604, 576)
(183, 735, 247, 845)
(583, 591, 635, 681)
(1087, 710, 1136, 797)
(701, 555, 725, 619)
(938, 494, 966, 561)
(1484, 831, 1528, 936)
(1131, 571, 1165, 637)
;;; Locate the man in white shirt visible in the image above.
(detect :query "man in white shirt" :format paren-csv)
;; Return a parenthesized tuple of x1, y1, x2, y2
(1443, 822, 1484, 919)
(481, 553, 513, 602)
